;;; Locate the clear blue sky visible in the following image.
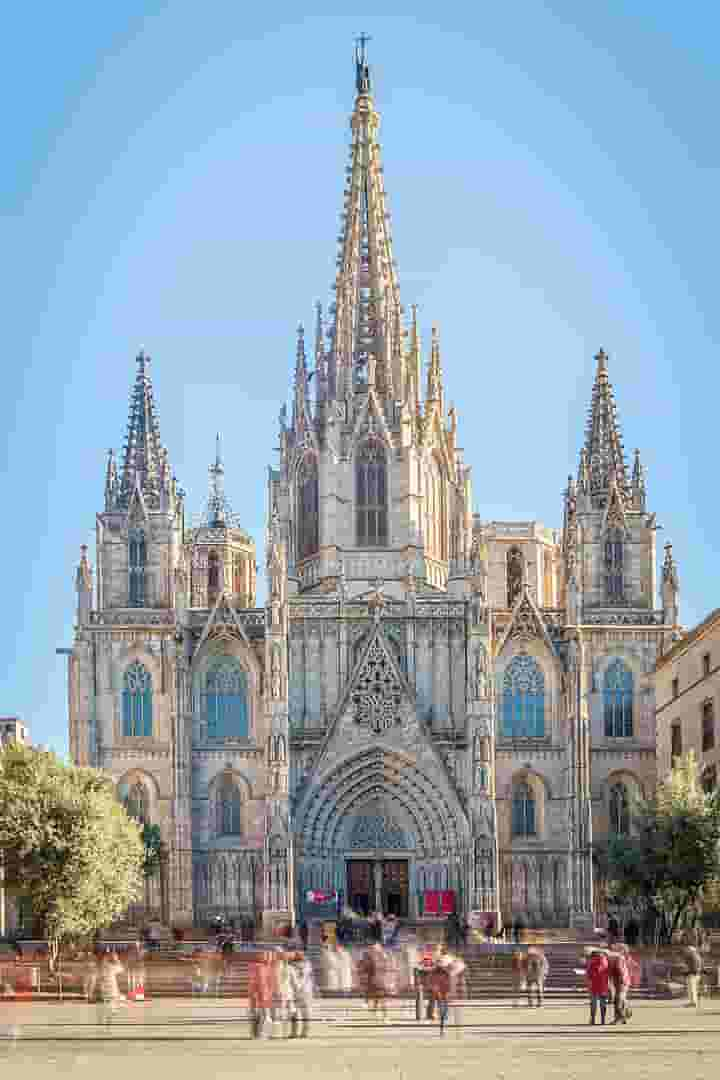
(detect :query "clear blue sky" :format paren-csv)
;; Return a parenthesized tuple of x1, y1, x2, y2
(3, 3, 719, 756)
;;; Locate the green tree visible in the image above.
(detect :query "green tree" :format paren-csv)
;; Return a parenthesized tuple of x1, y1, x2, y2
(0, 743, 144, 967)
(601, 753, 720, 943)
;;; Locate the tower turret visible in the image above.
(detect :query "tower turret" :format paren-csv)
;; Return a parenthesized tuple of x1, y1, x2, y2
(75, 544, 93, 626)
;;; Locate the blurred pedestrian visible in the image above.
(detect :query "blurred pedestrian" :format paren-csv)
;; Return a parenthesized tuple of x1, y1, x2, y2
(684, 937, 703, 1008)
(526, 946, 548, 1007)
(248, 952, 274, 1039)
(287, 951, 314, 1038)
(358, 942, 391, 1021)
(97, 951, 124, 1026)
(511, 947, 527, 1007)
(608, 944, 631, 1024)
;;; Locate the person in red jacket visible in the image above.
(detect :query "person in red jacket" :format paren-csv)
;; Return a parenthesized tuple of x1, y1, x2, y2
(585, 948, 610, 1026)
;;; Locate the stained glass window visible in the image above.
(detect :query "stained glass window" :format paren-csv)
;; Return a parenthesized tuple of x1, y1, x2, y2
(122, 662, 153, 737)
(512, 782, 536, 837)
(603, 659, 633, 737)
(206, 660, 248, 739)
(502, 655, 545, 737)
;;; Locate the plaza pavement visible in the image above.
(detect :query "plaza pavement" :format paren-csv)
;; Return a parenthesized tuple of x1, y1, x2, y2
(2, 998, 720, 1078)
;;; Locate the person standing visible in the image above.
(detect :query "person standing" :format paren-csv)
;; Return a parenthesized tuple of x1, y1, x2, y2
(608, 944, 631, 1024)
(684, 938, 703, 1009)
(97, 951, 124, 1026)
(358, 943, 390, 1021)
(511, 948, 527, 1007)
(526, 946, 548, 1008)
(299, 921, 309, 950)
(287, 951, 314, 1038)
(585, 948, 609, 1025)
(248, 952, 274, 1039)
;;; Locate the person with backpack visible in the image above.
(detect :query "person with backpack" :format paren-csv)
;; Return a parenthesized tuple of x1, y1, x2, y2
(526, 946, 549, 1007)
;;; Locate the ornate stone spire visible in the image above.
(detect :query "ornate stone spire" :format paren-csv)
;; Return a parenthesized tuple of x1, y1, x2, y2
(426, 324, 444, 407)
(104, 448, 118, 510)
(328, 41, 403, 403)
(117, 349, 167, 508)
(582, 348, 629, 503)
(631, 447, 646, 509)
(292, 323, 308, 433)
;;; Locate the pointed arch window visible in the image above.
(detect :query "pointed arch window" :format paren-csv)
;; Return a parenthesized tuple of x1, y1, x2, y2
(124, 781, 148, 824)
(605, 526, 624, 603)
(603, 659, 633, 737)
(297, 454, 319, 561)
(356, 440, 387, 547)
(609, 782, 631, 836)
(128, 529, 146, 607)
(507, 547, 523, 608)
(122, 662, 153, 737)
(425, 457, 448, 562)
(207, 550, 221, 606)
(512, 782, 536, 837)
(502, 654, 545, 738)
(216, 779, 242, 837)
(206, 659, 248, 739)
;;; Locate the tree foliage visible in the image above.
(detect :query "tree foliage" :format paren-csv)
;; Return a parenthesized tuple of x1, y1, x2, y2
(601, 753, 720, 941)
(0, 743, 143, 959)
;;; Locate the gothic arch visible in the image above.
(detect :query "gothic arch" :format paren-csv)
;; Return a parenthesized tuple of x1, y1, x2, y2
(294, 452, 319, 562)
(116, 768, 162, 827)
(503, 768, 550, 843)
(296, 747, 468, 858)
(354, 437, 389, 547)
(191, 635, 261, 742)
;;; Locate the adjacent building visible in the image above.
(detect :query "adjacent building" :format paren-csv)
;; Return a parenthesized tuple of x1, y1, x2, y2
(655, 608, 720, 790)
(62, 47, 682, 930)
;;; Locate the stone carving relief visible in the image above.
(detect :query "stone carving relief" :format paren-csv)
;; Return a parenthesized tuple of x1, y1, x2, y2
(469, 643, 489, 700)
(349, 814, 413, 851)
(351, 638, 403, 734)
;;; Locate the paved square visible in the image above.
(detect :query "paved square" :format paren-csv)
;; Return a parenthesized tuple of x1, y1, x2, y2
(2, 999, 720, 1078)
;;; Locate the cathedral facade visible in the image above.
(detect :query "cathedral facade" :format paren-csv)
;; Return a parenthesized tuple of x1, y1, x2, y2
(65, 49, 681, 930)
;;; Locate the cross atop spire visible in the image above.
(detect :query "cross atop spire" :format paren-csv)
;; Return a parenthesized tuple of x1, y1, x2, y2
(117, 348, 168, 508)
(581, 347, 629, 503)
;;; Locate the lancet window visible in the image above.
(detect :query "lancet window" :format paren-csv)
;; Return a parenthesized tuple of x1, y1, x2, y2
(206, 659, 248, 739)
(356, 440, 387, 547)
(609, 782, 631, 836)
(605, 526, 624, 603)
(425, 458, 447, 561)
(207, 550, 221, 606)
(124, 781, 148, 824)
(216, 779, 242, 837)
(296, 455, 319, 561)
(507, 547, 523, 608)
(512, 782, 536, 837)
(603, 659, 633, 738)
(128, 529, 146, 607)
(122, 662, 153, 737)
(501, 654, 545, 738)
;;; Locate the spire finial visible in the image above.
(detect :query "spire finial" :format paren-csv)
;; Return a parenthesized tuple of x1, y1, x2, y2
(354, 33, 372, 95)
(215, 432, 222, 470)
(595, 347, 607, 374)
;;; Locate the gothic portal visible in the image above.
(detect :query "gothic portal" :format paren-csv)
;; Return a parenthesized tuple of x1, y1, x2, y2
(64, 45, 681, 930)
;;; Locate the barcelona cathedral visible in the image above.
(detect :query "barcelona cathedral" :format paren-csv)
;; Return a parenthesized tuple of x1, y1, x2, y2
(64, 45, 682, 932)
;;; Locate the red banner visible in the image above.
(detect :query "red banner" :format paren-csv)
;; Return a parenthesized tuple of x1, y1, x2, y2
(423, 890, 440, 915)
(440, 890, 456, 915)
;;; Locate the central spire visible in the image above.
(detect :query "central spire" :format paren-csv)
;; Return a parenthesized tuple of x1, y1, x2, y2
(580, 348, 630, 502)
(328, 41, 402, 404)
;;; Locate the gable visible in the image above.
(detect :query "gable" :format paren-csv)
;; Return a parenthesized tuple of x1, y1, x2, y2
(197, 590, 252, 650)
(496, 589, 557, 659)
